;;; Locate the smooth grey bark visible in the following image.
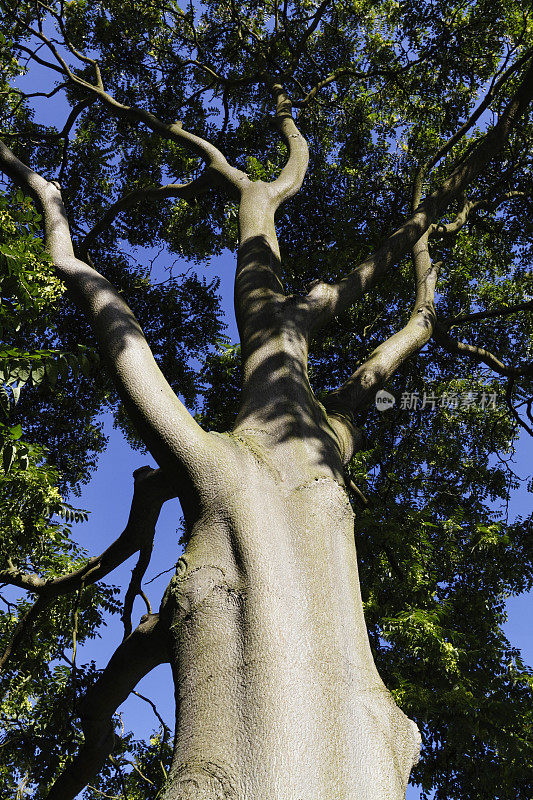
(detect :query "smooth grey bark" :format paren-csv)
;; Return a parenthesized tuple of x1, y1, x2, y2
(162, 427, 420, 800)
(156, 138, 420, 796)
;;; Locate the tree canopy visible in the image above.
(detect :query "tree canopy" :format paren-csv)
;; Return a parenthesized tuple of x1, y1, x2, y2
(0, 1, 532, 798)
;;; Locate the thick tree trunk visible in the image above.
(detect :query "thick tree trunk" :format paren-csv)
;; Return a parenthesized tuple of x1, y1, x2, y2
(162, 428, 420, 800)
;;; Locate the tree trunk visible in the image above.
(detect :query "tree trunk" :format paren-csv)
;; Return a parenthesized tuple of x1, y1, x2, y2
(162, 427, 420, 800)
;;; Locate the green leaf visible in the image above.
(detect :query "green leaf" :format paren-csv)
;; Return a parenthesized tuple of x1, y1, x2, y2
(8, 424, 22, 440)
(31, 364, 46, 386)
(79, 352, 92, 378)
(0, 385, 9, 415)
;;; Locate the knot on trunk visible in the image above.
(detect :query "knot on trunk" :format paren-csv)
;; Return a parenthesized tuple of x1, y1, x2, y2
(170, 563, 236, 619)
(171, 760, 237, 800)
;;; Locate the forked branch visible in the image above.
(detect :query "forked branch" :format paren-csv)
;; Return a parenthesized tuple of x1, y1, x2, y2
(268, 84, 309, 205)
(45, 613, 169, 800)
(0, 466, 174, 596)
(324, 232, 439, 455)
(0, 467, 175, 672)
(0, 140, 218, 474)
(429, 191, 528, 240)
(235, 86, 309, 352)
(9, 11, 248, 195)
(304, 55, 533, 331)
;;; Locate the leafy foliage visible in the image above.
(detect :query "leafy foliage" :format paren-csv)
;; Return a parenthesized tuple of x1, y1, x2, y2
(0, 193, 121, 799)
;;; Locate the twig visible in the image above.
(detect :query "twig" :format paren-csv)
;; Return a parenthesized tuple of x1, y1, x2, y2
(132, 690, 171, 736)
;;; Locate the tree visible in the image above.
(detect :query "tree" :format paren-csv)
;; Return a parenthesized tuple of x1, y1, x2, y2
(1, 1, 533, 798)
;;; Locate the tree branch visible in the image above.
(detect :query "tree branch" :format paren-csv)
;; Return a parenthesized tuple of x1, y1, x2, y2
(2, 97, 95, 149)
(0, 467, 175, 672)
(121, 536, 155, 640)
(429, 191, 528, 239)
(0, 80, 68, 109)
(268, 84, 309, 205)
(447, 300, 533, 327)
(13, 42, 66, 76)
(294, 59, 421, 110)
(297, 0, 331, 47)
(425, 47, 533, 177)
(177, 57, 262, 90)
(17, 20, 83, 84)
(0, 595, 50, 674)
(35, 0, 104, 88)
(324, 233, 439, 451)
(506, 379, 533, 437)
(411, 47, 533, 209)
(0, 140, 219, 473)
(303, 54, 533, 330)
(294, 64, 366, 107)
(79, 172, 218, 259)
(94, 102, 245, 193)
(44, 613, 169, 800)
(234, 85, 309, 345)
(0, 466, 174, 597)
(10, 12, 248, 194)
(131, 690, 171, 736)
(433, 325, 533, 378)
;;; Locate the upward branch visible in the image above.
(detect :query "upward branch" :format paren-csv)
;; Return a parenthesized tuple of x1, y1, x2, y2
(304, 54, 533, 330)
(268, 84, 310, 204)
(234, 87, 309, 366)
(411, 46, 533, 207)
(0, 141, 217, 477)
(232, 86, 313, 431)
(324, 231, 439, 456)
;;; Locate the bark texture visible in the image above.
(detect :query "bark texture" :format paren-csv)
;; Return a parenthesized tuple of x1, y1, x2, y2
(163, 428, 420, 800)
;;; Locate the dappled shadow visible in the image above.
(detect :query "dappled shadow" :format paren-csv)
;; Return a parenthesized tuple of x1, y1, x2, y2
(233, 237, 347, 481)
